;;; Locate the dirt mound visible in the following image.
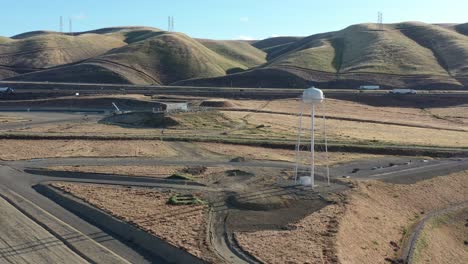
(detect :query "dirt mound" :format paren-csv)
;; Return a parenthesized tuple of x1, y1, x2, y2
(225, 170, 254, 177)
(100, 112, 178, 128)
(227, 193, 291, 211)
(200, 100, 236, 108)
(230, 157, 247, 162)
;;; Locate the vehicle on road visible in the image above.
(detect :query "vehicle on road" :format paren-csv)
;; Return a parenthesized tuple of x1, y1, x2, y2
(0, 87, 14, 94)
(389, 89, 417, 95)
(359, 85, 380, 90)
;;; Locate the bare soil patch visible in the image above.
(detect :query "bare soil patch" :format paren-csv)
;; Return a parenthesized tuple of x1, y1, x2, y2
(200, 100, 236, 108)
(337, 171, 468, 264)
(235, 171, 468, 264)
(51, 183, 217, 262)
(46, 165, 227, 179)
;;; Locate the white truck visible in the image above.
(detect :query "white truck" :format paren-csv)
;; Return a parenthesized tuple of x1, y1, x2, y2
(359, 85, 380, 90)
(0, 87, 14, 94)
(389, 89, 417, 95)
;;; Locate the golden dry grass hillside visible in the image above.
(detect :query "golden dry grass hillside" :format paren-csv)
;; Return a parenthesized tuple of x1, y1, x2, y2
(6, 31, 266, 84)
(3, 22, 467, 88)
(179, 22, 468, 88)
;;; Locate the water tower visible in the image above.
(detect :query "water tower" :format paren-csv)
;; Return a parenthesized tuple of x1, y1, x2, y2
(294, 87, 330, 189)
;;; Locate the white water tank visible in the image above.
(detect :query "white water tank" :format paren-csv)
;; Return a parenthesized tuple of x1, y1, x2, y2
(302, 87, 324, 104)
(300, 176, 312, 186)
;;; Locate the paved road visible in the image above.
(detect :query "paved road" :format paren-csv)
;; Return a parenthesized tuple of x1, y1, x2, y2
(0, 112, 102, 131)
(0, 195, 86, 264)
(1, 155, 467, 263)
(325, 157, 468, 184)
(0, 165, 163, 264)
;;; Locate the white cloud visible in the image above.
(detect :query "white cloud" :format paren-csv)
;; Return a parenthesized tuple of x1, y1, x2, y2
(237, 35, 254, 40)
(239, 17, 249, 22)
(270, 34, 280, 37)
(72, 12, 87, 20)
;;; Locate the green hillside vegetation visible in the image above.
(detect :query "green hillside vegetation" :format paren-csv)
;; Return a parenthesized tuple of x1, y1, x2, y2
(90, 32, 248, 84)
(455, 23, 468, 36)
(0, 34, 126, 69)
(198, 39, 267, 68)
(262, 23, 453, 76)
(267, 38, 337, 72)
(11, 30, 61, 39)
(398, 22, 468, 76)
(3, 22, 468, 88)
(252, 36, 303, 51)
(336, 23, 449, 75)
(9, 32, 255, 84)
(0, 36, 12, 44)
(83, 26, 164, 44)
(10, 63, 134, 83)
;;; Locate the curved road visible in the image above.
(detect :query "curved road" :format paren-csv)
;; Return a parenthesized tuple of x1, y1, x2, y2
(1, 155, 467, 263)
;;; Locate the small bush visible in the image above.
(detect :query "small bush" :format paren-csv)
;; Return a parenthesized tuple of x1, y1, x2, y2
(167, 194, 206, 206)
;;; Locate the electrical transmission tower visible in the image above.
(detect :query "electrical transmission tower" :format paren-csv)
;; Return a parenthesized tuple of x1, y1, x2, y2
(59, 16, 63, 33)
(168, 16, 174, 32)
(69, 18, 73, 35)
(377, 12, 383, 31)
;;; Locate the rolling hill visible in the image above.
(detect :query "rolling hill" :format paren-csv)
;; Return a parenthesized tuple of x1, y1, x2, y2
(7, 31, 266, 84)
(178, 22, 468, 89)
(2, 22, 468, 89)
(0, 33, 127, 76)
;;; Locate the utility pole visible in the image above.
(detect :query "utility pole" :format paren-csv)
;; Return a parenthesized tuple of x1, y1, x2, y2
(59, 16, 63, 33)
(69, 18, 72, 35)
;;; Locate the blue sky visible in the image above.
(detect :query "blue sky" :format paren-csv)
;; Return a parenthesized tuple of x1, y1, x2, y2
(2, 0, 467, 39)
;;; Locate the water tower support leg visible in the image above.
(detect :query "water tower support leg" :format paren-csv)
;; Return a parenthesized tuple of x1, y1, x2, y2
(294, 101, 305, 184)
(311, 105, 315, 189)
(322, 103, 330, 186)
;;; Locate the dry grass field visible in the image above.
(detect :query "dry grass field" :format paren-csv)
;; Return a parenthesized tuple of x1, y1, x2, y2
(236, 171, 468, 264)
(4, 96, 467, 148)
(0, 139, 176, 160)
(46, 165, 228, 179)
(222, 110, 468, 147)
(51, 183, 214, 261)
(412, 207, 468, 264)
(232, 98, 468, 131)
(195, 142, 385, 165)
(0, 114, 27, 123)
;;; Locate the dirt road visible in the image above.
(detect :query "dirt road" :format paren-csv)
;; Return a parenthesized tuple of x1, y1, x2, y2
(402, 201, 468, 264)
